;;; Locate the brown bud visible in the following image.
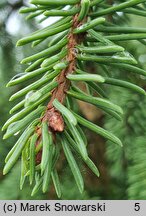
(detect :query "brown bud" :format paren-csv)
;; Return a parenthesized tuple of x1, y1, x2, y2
(49, 110, 64, 132)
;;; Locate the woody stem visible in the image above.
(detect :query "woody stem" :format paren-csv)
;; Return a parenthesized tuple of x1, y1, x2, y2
(42, 8, 85, 132)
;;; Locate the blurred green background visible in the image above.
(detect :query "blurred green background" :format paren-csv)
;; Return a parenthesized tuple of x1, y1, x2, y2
(0, 0, 146, 200)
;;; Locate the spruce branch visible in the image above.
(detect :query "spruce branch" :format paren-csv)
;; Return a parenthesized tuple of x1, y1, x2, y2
(2, 0, 146, 197)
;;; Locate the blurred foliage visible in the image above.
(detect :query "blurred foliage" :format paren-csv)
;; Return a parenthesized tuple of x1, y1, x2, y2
(0, 0, 146, 200)
(105, 88, 146, 199)
(104, 12, 146, 200)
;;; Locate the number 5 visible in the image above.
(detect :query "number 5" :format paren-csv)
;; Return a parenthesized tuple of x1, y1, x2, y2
(134, 203, 140, 211)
